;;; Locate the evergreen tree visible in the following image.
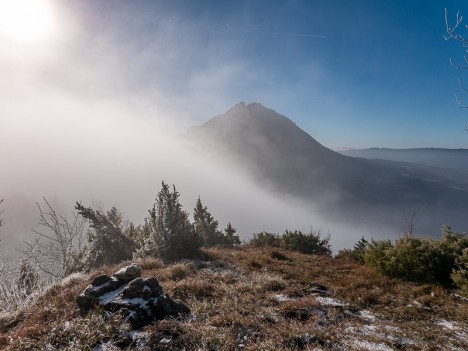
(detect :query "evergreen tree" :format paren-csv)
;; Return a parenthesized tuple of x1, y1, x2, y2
(193, 197, 222, 247)
(224, 222, 241, 247)
(352, 236, 369, 263)
(143, 182, 201, 261)
(74, 203, 136, 271)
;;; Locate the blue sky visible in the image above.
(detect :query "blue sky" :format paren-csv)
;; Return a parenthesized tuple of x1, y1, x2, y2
(74, 0, 468, 149)
(3, 0, 468, 150)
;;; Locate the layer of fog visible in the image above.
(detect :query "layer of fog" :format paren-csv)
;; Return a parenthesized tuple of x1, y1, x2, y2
(0, 79, 395, 252)
(0, 1, 402, 255)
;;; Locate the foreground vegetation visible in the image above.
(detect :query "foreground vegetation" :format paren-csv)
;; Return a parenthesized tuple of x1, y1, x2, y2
(1, 247, 467, 350)
(338, 227, 468, 293)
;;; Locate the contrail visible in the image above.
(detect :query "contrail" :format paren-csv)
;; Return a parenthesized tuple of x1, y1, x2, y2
(224, 27, 327, 38)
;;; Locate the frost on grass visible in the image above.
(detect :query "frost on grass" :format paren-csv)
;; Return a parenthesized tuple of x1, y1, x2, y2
(315, 296, 348, 307)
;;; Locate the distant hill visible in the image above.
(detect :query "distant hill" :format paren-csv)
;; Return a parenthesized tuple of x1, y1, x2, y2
(184, 102, 468, 234)
(340, 148, 468, 173)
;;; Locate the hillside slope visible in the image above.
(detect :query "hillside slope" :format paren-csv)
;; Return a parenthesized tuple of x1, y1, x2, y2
(1, 247, 467, 350)
(183, 102, 468, 233)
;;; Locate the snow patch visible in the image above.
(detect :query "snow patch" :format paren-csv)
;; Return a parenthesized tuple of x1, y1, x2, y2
(315, 296, 347, 307)
(351, 340, 393, 351)
(436, 319, 459, 331)
(92, 341, 114, 351)
(358, 309, 377, 322)
(98, 285, 126, 304)
(160, 337, 172, 344)
(274, 294, 296, 302)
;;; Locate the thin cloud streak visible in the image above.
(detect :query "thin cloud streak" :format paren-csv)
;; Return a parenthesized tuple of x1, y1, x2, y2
(224, 27, 327, 38)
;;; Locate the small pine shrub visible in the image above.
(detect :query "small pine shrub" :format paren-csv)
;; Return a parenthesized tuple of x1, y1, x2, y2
(223, 222, 241, 247)
(363, 226, 468, 287)
(281, 230, 331, 256)
(352, 237, 369, 263)
(141, 182, 201, 262)
(451, 248, 468, 294)
(74, 204, 136, 271)
(249, 232, 281, 248)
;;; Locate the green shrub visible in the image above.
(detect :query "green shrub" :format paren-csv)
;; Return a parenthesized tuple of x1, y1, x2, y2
(451, 248, 468, 294)
(249, 231, 281, 248)
(363, 226, 468, 287)
(281, 230, 331, 256)
(363, 239, 394, 275)
(337, 236, 369, 263)
(248, 229, 331, 256)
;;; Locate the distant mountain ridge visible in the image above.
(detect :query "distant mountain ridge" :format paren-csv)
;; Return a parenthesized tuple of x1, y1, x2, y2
(184, 102, 468, 234)
(340, 147, 468, 173)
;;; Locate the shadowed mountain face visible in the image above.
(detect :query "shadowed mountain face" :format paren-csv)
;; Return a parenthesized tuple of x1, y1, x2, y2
(184, 102, 468, 234)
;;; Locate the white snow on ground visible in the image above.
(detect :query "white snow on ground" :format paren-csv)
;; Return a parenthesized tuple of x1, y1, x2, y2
(92, 341, 118, 351)
(350, 340, 393, 351)
(159, 337, 172, 344)
(98, 285, 126, 304)
(125, 297, 148, 306)
(436, 319, 459, 331)
(342, 323, 414, 351)
(357, 309, 376, 322)
(274, 294, 296, 302)
(315, 296, 348, 307)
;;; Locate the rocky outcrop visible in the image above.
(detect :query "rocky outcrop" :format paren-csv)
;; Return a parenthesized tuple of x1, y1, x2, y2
(76, 263, 190, 328)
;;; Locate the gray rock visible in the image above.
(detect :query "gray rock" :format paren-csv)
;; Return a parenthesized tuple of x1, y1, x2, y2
(76, 263, 190, 328)
(121, 277, 163, 299)
(91, 274, 113, 286)
(113, 263, 142, 283)
(77, 276, 124, 312)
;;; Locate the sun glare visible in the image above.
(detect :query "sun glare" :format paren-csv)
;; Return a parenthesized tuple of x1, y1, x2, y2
(0, 0, 55, 43)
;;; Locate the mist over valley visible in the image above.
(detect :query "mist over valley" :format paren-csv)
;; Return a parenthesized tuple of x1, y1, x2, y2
(2, 102, 467, 254)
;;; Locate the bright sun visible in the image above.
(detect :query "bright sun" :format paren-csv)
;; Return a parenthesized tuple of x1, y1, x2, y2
(0, 0, 55, 43)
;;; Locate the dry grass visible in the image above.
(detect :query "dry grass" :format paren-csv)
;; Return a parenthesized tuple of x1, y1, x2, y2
(1, 247, 467, 350)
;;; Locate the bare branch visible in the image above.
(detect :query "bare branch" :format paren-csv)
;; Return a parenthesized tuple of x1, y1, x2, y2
(404, 204, 422, 237)
(449, 58, 468, 70)
(445, 9, 468, 44)
(457, 77, 468, 93)
(0, 199, 4, 228)
(453, 91, 468, 108)
(23, 197, 87, 278)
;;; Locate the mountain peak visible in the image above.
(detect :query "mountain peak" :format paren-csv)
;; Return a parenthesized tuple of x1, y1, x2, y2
(219, 102, 296, 128)
(188, 102, 328, 151)
(227, 101, 268, 113)
(184, 101, 342, 181)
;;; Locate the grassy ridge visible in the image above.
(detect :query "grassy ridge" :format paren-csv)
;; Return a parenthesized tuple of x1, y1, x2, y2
(1, 247, 467, 350)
